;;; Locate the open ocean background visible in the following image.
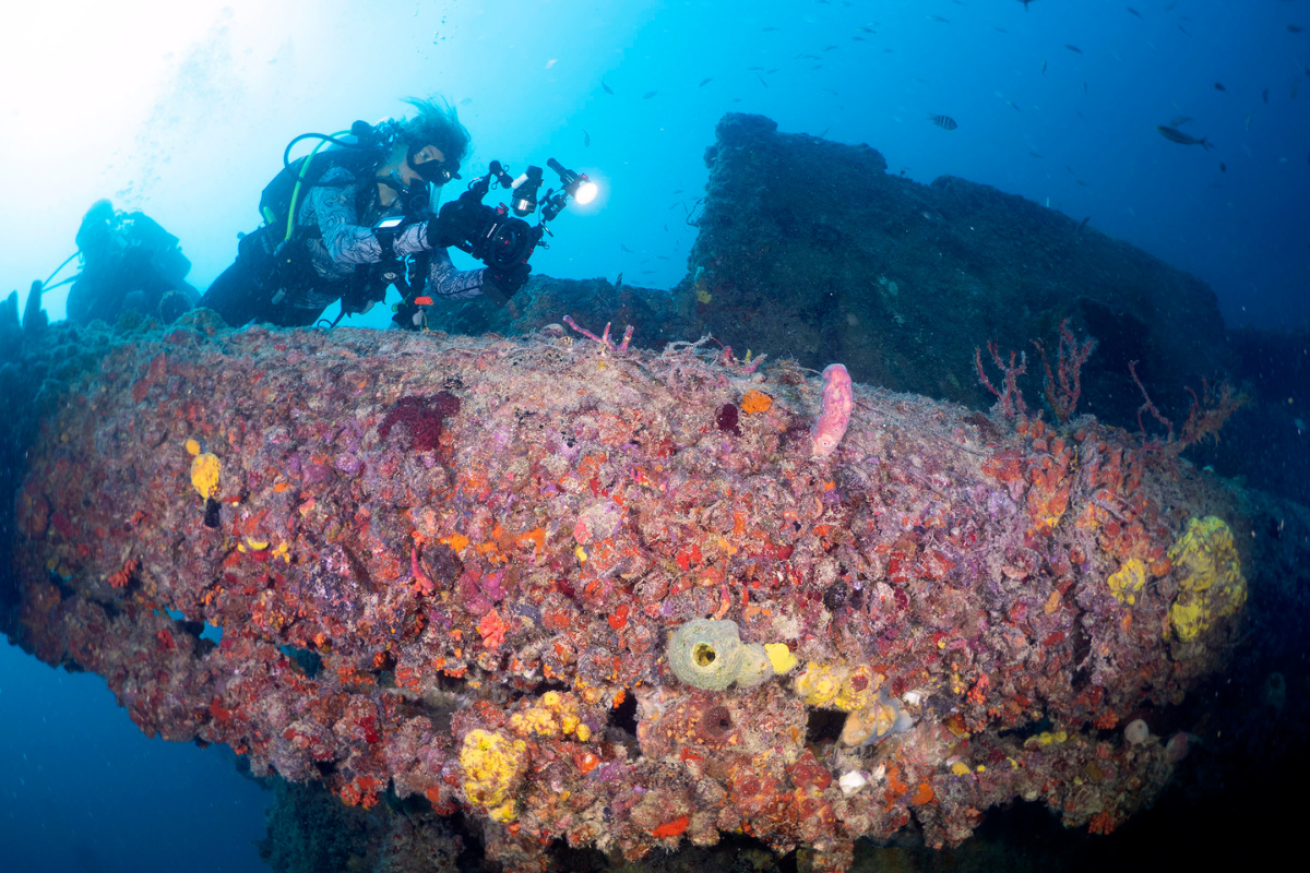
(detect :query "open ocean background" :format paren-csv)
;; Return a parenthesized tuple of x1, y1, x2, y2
(2, 2, 1307, 871)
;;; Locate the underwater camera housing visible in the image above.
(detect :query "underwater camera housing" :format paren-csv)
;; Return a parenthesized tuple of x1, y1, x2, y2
(449, 158, 596, 271)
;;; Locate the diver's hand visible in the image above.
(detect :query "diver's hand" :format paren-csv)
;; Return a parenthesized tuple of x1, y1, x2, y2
(485, 262, 531, 297)
(425, 200, 490, 250)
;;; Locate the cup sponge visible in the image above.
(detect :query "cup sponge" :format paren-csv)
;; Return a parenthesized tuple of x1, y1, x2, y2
(667, 619, 776, 690)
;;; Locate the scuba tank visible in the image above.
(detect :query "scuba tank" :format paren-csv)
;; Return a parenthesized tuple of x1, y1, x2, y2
(259, 120, 401, 242)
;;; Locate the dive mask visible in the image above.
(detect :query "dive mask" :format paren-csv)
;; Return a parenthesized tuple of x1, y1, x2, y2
(409, 142, 460, 186)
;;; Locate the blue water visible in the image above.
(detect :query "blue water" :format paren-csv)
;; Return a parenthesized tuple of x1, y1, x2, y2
(0, 641, 269, 873)
(3, 1, 1307, 329)
(2, 1, 1308, 869)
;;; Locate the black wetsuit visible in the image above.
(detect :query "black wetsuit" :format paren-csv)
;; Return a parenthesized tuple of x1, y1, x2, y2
(200, 165, 489, 328)
(67, 207, 197, 326)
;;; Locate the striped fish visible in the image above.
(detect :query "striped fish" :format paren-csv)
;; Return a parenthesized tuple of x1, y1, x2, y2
(929, 114, 958, 130)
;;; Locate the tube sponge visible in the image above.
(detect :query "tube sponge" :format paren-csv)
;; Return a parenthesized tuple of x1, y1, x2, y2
(667, 619, 775, 690)
(811, 364, 853, 459)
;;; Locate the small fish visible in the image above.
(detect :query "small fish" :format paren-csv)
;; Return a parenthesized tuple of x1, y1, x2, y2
(1076, 180, 1089, 187)
(929, 114, 958, 130)
(1214, 82, 1226, 91)
(861, 26, 876, 34)
(1077, 216, 1091, 232)
(1291, 25, 1304, 34)
(1219, 162, 1226, 172)
(1041, 59, 1047, 75)
(1156, 125, 1214, 150)
(1018, 0, 1037, 11)
(762, 26, 777, 31)
(620, 243, 634, 253)
(822, 45, 839, 51)
(756, 73, 769, 88)
(699, 77, 712, 87)
(1165, 1, 1176, 11)
(1066, 44, 1083, 54)
(1008, 100, 1022, 111)
(601, 79, 614, 95)
(1263, 88, 1270, 103)
(1178, 23, 1190, 36)
(1245, 113, 1252, 130)
(928, 15, 949, 23)
(643, 90, 657, 99)
(1127, 7, 1142, 19)
(1169, 115, 1193, 127)
(583, 130, 590, 147)
(1064, 165, 1074, 174)
(1029, 151, 1043, 158)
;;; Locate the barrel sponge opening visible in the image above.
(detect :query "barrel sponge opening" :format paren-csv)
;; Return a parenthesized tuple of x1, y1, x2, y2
(667, 619, 746, 690)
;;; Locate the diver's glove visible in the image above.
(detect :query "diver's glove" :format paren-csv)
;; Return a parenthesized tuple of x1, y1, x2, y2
(484, 262, 531, 297)
(425, 199, 492, 250)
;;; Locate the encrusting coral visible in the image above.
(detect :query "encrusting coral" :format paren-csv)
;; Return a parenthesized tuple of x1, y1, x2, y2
(1, 314, 1287, 873)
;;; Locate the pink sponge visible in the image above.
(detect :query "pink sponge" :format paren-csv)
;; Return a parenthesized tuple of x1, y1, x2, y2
(811, 363, 853, 459)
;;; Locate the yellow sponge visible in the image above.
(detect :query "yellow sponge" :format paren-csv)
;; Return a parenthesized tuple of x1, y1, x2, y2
(1167, 517, 1247, 642)
(459, 729, 527, 822)
(190, 452, 221, 500)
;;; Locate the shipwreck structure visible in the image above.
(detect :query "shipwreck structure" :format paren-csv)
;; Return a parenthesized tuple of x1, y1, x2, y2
(2, 115, 1308, 871)
(2, 305, 1307, 871)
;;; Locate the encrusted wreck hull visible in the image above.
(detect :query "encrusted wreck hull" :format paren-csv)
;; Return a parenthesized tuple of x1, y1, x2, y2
(4, 313, 1306, 871)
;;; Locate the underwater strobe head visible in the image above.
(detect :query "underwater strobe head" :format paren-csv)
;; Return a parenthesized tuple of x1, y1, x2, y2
(543, 158, 597, 219)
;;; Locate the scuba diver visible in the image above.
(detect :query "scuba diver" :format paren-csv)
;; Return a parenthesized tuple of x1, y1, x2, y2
(65, 200, 199, 326)
(199, 96, 531, 329)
